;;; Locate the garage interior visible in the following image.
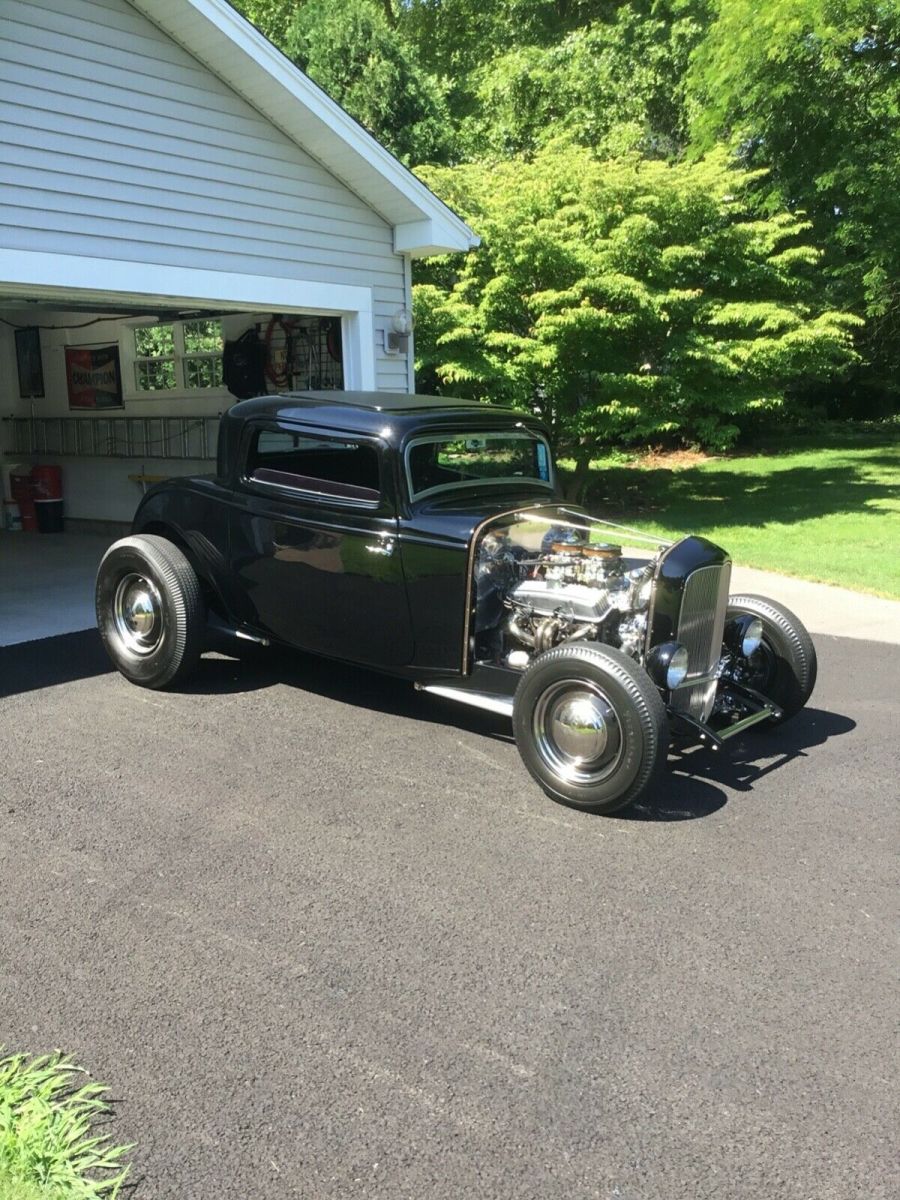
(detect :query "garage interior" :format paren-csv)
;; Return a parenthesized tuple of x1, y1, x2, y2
(0, 298, 346, 645)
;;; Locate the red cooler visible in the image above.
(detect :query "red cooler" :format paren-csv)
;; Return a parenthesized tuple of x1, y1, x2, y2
(31, 465, 63, 500)
(10, 469, 37, 533)
(31, 465, 64, 533)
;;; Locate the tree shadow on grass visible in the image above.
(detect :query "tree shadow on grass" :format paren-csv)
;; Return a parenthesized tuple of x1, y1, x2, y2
(586, 461, 899, 533)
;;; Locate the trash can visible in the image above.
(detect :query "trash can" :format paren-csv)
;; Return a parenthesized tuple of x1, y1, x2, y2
(31, 465, 64, 533)
(34, 498, 64, 533)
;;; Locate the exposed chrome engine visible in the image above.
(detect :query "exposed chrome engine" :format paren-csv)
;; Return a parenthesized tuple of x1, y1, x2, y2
(474, 523, 659, 668)
(468, 508, 778, 747)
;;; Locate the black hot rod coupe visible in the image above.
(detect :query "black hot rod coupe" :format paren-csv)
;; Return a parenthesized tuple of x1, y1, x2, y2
(96, 391, 816, 814)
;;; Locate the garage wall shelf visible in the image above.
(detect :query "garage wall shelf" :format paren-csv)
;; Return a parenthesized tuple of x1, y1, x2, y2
(2, 416, 219, 461)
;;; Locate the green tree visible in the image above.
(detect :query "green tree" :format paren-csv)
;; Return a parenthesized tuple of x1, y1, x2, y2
(414, 143, 859, 494)
(283, 0, 454, 165)
(401, 1, 641, 78)
(230, 1, 709, 164)
(687, 0, 900, 412)
(460, 5, 707, 159)
(230, 0, 299, 49)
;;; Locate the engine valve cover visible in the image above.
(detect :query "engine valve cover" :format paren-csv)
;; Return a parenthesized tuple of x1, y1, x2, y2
(511, 579, 611, 622)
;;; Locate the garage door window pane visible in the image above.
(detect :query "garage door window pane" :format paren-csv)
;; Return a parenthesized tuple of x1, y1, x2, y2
(135, 325, 175, 358)
(183, 320, 221, 354)
(134, 324, 176, 391)
(184, 319, 223, 390)
(185, 357, 224, 388)
(136, 360, 176, 391)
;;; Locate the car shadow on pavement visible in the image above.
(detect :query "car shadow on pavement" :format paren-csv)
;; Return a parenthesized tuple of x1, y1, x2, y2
(185, 645, 858, 822)
(0, 629, 114, 699)
(183, 640, 521, 740)
(2, 633, 857, 825)
(627, 706, 857, 821)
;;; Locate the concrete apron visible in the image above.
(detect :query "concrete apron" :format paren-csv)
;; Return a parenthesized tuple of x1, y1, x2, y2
(0, 531, 113, 646)
(727, 562, 900, 646)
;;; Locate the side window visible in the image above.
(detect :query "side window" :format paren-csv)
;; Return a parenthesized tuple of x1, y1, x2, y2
(246, 426, 381, 503)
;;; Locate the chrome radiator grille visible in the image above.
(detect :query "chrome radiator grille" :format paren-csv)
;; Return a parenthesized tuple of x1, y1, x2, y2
(668, 562, 731, 722)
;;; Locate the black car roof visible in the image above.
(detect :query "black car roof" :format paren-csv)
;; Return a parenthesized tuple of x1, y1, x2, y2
(288, 390, 490, 412)
(222, 391, 546, 445)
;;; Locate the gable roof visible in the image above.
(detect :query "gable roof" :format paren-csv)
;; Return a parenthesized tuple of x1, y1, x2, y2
(127, 0, 478, 257)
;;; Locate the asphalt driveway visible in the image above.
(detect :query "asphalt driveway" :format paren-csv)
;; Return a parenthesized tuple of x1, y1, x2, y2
(0, 631, 896, 1199)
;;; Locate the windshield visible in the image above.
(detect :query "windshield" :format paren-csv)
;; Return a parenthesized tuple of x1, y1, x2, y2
(405, 431, 554, 500)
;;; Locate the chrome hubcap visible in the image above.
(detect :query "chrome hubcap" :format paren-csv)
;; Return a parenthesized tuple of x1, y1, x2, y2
(553, 695, 609, 760)
(533, 680, 623, 785)
(113, 573, 163, 655)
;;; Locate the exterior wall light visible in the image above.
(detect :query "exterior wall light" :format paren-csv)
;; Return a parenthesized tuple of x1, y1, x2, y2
(387, 307, 414, 354)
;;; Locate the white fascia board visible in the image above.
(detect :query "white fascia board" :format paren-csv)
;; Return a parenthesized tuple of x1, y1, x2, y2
(394, 218, 481, 258)
(0, 249, 376, 390)
(128, 0, 478, 258)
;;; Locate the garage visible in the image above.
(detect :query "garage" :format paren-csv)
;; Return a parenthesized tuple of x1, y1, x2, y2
(0, 0, 476, 644)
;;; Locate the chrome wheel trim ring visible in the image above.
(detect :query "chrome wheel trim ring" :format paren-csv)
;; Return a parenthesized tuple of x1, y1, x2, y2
(532, 679, 624, 786)
(112, 572, 164, 655)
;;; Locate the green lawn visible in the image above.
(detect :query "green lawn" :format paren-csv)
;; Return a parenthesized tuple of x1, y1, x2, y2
(577, 434, 900, 599)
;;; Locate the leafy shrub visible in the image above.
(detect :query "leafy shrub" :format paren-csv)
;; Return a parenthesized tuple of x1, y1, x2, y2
(0, 1051, 131, 1199)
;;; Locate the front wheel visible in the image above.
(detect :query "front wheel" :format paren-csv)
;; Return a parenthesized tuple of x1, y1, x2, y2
(513, 643, 668, 815)
(96, 534, 205, 689)
(726, 594, 817, 722)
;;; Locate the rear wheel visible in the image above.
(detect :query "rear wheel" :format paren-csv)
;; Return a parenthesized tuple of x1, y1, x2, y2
(96, 534, 205, 689)
(513, 643, 668, 815)
(726, 594, 817, 722)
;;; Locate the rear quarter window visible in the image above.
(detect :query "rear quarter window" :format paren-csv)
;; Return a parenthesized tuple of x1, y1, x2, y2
(246, 426, 381, 504)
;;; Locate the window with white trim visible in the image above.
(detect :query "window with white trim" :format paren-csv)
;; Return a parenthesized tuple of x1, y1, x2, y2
(133, 319, 224, 392)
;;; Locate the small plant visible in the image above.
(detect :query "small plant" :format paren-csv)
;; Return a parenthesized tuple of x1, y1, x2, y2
(0, 1051, 132, 1199)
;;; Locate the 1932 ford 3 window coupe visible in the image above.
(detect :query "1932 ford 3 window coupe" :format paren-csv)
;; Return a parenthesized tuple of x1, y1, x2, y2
(96, 392, 817, 815)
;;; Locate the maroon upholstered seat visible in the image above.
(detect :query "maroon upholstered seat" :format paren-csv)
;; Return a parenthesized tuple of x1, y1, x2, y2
(251, 467, 378, 502)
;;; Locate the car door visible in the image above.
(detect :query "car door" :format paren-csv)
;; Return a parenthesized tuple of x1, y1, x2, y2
(228, 420, 413, 666)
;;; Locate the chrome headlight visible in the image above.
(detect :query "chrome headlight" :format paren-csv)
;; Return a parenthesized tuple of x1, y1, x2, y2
(646, 641, 689, 690)
(726, 614, 764, 658)
(741, 617, 763, 657)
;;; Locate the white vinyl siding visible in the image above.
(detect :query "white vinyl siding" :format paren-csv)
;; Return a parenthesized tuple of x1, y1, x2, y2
(0, 0, 410, 390)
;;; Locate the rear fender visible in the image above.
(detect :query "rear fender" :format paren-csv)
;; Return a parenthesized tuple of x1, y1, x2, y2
(131, 488, 240, 625)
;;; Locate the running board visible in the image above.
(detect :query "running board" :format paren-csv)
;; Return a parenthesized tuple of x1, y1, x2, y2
(416, 684, 514, 718)
(206, 613, 270, 647)
(234, 628, 269, 646)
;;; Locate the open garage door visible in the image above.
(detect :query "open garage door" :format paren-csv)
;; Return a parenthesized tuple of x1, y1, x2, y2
(0, 265, 377, 527)
(2, 304, 352, 524)
(0, 271, 375, 644)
